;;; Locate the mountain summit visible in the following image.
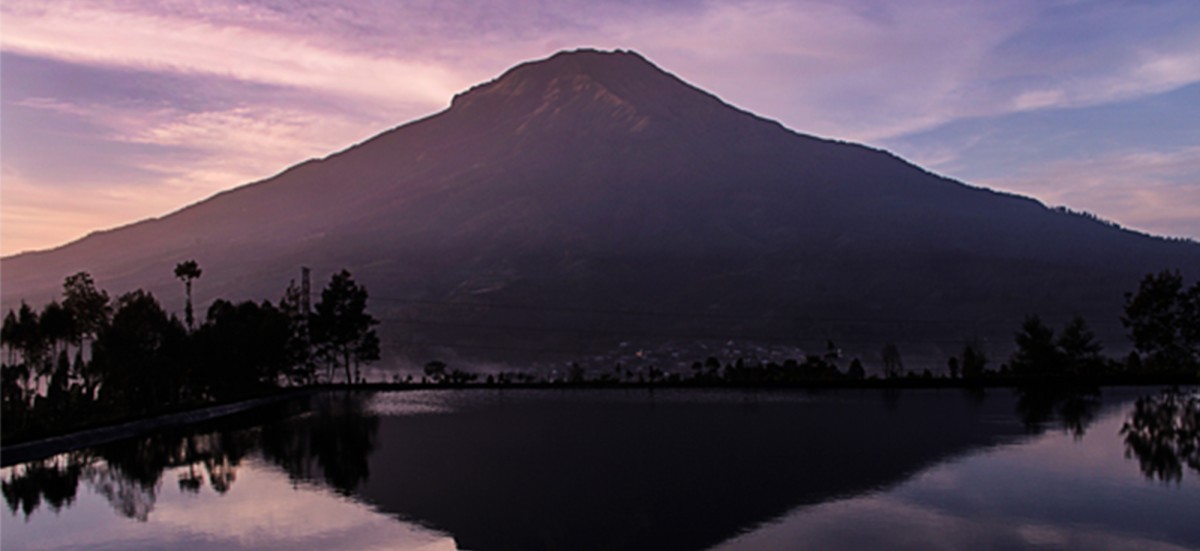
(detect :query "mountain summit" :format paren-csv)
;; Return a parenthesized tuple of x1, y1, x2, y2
(4, 49, 1198, 369)
(449, 49, 753, 134)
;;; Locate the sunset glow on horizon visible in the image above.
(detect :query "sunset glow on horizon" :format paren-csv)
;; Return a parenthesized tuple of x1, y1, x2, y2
(3, 0, 1199, 255)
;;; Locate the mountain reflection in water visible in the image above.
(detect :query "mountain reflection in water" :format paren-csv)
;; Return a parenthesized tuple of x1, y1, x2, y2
(2, 388, 1197, 551)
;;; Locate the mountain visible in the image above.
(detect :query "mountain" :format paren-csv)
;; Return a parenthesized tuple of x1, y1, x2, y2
(3, 49, 1198, 371)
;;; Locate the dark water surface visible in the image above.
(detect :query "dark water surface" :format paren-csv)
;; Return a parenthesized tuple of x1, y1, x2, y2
(3, 387, 1198, 550)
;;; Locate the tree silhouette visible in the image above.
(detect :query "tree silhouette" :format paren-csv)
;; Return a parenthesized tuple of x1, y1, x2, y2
(92, 291, 188, 410)
(423, 360, 447, 383)
(960, 343, 987, 380)
(1, 361, 25, 422)
(1122, 270, 1199, 373)
(847, 358, 865, 380)
(62, 272, 112, 398)
(1010, 315, 1060, 376)
(881, 343, 903, 378)
(311, 270, 379, 384)
(39, 301, 74, 367)
(174, 260, 203, 332)
(1058, 316, 1104, 375)
(278, 280, 315, 386)
(1, 310, 18, 366)
(62, 272, 111, 350)
(9, 303, 45, 400)
(194, 299, 292, 398)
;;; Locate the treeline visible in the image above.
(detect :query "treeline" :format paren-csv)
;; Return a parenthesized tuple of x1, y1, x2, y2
(2, 267, 1195, 437)
(1, 265, 379, 442)
(415, 269, 1199, 387)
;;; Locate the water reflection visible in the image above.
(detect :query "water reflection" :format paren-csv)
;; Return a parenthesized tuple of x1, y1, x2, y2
(714, 397, 1200, 551)
(355, 390, 1036, 551)
(3, 388, 1197, 551)
(1121, 390, 1200, 483)
(1013, 384, 1101, 438)
(3, 431, 256, 522)
(259, 392, 378, 495)
(3, 392, 378, 522)
(2, 456, 82, 518)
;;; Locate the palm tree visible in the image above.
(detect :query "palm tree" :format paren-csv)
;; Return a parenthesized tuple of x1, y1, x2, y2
(174, 260, 203, 331)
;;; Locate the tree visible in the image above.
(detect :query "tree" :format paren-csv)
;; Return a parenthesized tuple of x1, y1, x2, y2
(1122, 270, 1199, 373)
(1058, 316, 1104, 375)
(960, 342, 988, 380)
(194, 300, 291, 398)
(62, 272, 112, 397)
(9, 303, 45, 399)
(1010, 315, 1061, 376)
(92, 291, 189, 409)
(174, 260, 203, 332)
(62, 271, 111, 350)
(1, 362, 27, 422)
(39, 301, 74, 363)
(46, 350, 72, 416)
(1, 309, 19, 366)
(278, 280, 315, 385)
(881, 343, 903, 378)
(424, 360, 447, 384)
(311, 270, 379, 384)
(38, 302, 75, 394)
(847, 358, 865, 380)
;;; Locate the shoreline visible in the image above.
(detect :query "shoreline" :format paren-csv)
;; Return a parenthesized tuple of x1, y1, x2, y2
(1, 390, 313, 467)
(4, 376, 1194, 468)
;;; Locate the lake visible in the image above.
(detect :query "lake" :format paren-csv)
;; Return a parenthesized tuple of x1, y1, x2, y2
(3, 387, 1198, 550)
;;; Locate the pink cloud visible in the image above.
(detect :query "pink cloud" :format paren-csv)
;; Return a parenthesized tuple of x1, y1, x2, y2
(2, 0, 1199, 253)
(982, 146, 1200, 240)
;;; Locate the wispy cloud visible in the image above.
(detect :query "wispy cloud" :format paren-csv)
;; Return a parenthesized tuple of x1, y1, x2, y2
(982, 146, 1200, 240)
(2, 93, 384, 254)
(1, 2, 466, 109)
(9, 1, 1199, 141)
(2, 0, 1199, 254)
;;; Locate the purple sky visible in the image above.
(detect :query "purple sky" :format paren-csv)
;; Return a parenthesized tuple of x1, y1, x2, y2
(3, 0, 1199, 255)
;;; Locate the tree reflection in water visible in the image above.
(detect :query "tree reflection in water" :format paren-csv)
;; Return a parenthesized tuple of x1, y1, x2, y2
(259, 391, 378, 495)
(1, 456, 82, 518)
(1014, 384, 1101, 438)
(1121, 391, 1200, 483)
(2, 392, 378, 520)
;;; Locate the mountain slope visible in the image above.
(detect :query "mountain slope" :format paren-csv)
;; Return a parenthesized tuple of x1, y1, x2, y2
(4, 49, 1198, 370)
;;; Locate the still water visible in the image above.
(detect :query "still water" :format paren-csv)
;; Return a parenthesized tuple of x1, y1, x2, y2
(3, 387, 1198, 550)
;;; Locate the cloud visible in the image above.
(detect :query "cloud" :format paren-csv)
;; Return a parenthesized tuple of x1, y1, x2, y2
(1, 2, 466, 109)
(981, 147, 1200, 240)
(1, 92, 390, 255)
(0, 171, 148, 255)
(2, 0, 1199, 253)
(640, 0, 1200, 141)
(9, 1, 1199, 142)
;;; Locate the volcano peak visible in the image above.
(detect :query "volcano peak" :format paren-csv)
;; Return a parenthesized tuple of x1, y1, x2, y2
(446, 49, 743, 137)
